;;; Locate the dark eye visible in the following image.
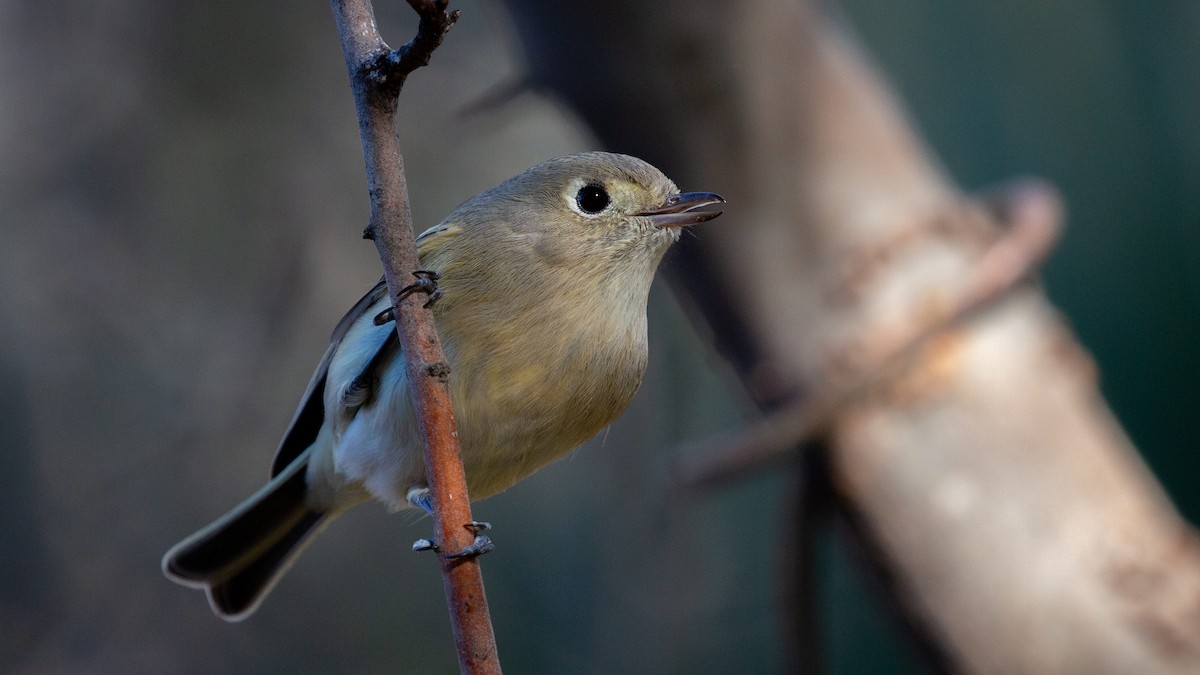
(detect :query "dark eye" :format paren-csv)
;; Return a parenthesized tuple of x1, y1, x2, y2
(576, 184, 610, 214)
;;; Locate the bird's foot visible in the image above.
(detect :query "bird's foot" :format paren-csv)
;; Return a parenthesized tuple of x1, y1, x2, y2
(412, 522, 495, 559)
(373, 270, 442, 326)
(398, 270, 442, 309)
(445, 521, 494, 560)
(407, 487, 495, 559)
(407, 486, 434, 515)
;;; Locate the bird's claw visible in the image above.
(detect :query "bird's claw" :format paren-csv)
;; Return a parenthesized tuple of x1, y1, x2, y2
(376, 271, 442, 325)
(445, 521, 494, 559)
(376, 271, 443, 326)
(397, 270, 442, 309)
(373, 306, 395, 326)
(464, 521, 491, 534)
(411, 521, 495, 559)
(423, 287, 444, 308)
(445, 535, 495, 560)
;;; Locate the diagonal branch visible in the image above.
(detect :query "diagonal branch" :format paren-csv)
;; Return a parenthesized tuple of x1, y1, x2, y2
(328, 1, 501, 672)
(673, 179, 1064, 491)
(500, 0, 1200, 669)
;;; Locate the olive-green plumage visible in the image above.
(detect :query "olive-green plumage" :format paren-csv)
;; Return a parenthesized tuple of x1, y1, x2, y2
(163, 152, 723, 620)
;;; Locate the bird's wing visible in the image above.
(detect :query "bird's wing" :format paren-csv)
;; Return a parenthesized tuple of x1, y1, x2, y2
(267, 223, 462, 478)
(415, 222, 462, 259)
(269, 277, 388, 477)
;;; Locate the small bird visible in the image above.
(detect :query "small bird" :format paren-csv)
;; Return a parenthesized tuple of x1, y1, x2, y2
(162, 152, 723, 620)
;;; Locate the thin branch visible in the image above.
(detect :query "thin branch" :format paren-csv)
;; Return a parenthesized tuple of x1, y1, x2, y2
(779, 449, 831, 675)
(672, 179, 1063, 491)
(328, 1, 501, 672)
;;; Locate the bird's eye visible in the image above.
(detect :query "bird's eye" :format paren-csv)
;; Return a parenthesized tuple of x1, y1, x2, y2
(575, 184, 610, 214)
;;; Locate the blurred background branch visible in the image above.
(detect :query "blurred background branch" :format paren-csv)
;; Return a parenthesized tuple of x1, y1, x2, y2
(501, 0, 1200, 671)
(674, 178, 1063, 491)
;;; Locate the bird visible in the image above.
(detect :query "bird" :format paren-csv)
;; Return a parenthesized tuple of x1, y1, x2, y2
(162, 151, 724, 621)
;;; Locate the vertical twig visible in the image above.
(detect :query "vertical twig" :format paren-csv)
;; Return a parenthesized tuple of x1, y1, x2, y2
(328, 1, 501, 672)
(780, 446, 830, 675)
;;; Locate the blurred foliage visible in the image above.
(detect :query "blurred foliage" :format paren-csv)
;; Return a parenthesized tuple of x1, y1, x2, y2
(0, 0, 1195, 673)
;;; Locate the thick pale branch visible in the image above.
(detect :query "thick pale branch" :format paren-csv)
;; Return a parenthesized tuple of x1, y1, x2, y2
(502, 0, 1200, 670)
(674, 179, 1063, 491)
(329, 1, 500, 673)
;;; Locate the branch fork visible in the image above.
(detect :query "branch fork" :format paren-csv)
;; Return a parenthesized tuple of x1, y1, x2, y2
(359, 1, 460, 100)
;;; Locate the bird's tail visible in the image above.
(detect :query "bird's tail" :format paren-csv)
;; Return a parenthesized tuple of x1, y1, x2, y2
(162, 450, 332, 621)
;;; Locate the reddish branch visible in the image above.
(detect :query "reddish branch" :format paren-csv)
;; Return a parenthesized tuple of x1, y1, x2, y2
(328, 1, 501, 672)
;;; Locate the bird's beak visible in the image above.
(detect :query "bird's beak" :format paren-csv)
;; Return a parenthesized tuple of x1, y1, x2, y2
(636, 192, 725, 228)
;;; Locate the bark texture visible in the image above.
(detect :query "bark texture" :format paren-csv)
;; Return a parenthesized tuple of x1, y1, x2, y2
(330, 1, 501, 672)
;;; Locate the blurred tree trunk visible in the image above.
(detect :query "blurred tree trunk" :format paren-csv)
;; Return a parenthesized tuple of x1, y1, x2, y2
(502, 0, 1200, 671)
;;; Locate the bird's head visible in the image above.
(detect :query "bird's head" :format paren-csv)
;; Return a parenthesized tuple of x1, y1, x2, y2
(451, 152, 724, 277)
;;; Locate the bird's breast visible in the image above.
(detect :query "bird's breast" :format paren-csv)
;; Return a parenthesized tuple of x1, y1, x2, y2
(438, 299, 649, 497)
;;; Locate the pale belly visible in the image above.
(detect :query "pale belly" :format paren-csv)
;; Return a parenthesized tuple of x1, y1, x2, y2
(323, 298, 647, 510)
